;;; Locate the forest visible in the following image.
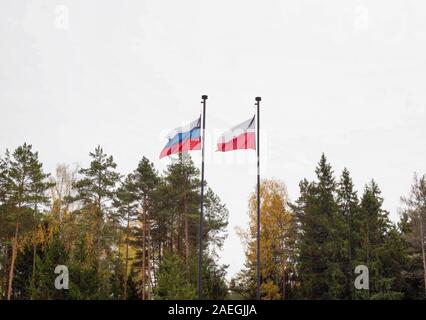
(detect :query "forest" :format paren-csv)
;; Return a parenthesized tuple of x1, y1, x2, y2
(0, 143, 425, 300)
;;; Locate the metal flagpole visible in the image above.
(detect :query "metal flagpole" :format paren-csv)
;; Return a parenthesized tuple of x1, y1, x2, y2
(255, 96, 261, 300)
(198, 94, 208, 300)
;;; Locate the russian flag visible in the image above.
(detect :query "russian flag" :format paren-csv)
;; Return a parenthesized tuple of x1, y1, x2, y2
(217, 115, 256, 152)
(160, 116, 201, 159)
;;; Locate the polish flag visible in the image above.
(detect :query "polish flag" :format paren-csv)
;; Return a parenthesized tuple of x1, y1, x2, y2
(217, 116, 256, 152)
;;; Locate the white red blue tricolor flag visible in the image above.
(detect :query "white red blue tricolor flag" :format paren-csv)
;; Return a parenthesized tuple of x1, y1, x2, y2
(217, 115, 256, 152)
(160, 116, 201, 159)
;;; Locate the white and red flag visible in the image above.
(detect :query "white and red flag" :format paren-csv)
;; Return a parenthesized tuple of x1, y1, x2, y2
(217, 115, 256, 152)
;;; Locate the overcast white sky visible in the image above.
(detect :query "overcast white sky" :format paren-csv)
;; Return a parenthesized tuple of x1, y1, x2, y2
(1, 0, 426, 279)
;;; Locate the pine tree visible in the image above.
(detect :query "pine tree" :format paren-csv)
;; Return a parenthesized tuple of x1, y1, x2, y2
(2, 144, 52, 300)
(1, 146, 231, 300)
(131, 156, 159, 299)
(400, 174, 426, 298)
(293, 154, 346, 299)
(113, 174, 138, 299)
(13, 242, 34, 299)
(125, 265, 141, 300)
(0, 154, 10, 299)
(69, 145, 120, 220)
(154, 252, 195, 300)
(0, 154, 9, 204)
(136, 154, 229, 300)
(194, 254, 228, 300)
(68, 145, 120, 296)
(31, 229, 69, 299)
(162, 155, 199, 265)
(356, 180, 404, 299)
(206, 258, 228, 300)
(204, 188, 229, 257)
(68, 236, 102, 299)
(336, 168, 360, 299)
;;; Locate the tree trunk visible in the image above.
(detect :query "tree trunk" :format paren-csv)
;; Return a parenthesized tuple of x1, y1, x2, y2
(2, 245, 9, 299)
(97, 197, 102, 270)
(366, 219, 370, 266)
(124, 214, 130, 300)
(152, 245, 157, 287)
(169, 227, 173, 252)
(419, 211, 426, 294)
(282, 260, 286, 299)
(347, 209, 352, 299)
(177, 212, 182, 255)
(183, 157, 189, 268)
(142, 205, 146, 300)
(147, 216, 152, 300)
(32, 242, 36, 293)
(366, 219, 370, 298)
(7, 221, 20, 300)
(31, 204, 38, 296)
(184, 203, 189, 268)
(159, 239, 162, 265)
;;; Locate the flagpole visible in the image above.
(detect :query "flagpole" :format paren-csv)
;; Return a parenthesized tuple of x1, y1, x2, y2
(198, 94, 208, 300)
(255, 96, 261, 300)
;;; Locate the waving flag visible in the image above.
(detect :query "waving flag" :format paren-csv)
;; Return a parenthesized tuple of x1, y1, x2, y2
(160, 116, 201, 159)
(217, 115, 256, 152)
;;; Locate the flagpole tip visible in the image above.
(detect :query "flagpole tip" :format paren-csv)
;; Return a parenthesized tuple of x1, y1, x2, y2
(255, 97, 261, 102)
(202, 95, 208, 100)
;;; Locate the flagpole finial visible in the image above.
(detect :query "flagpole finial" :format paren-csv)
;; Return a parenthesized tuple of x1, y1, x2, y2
(255, 96, 261, 102)
(202, 95, 208, 100)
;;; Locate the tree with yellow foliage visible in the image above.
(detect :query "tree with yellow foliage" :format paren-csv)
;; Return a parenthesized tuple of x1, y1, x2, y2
(234, 179, 297, 300)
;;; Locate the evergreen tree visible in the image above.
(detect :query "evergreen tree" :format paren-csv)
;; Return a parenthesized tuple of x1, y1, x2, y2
(336, 168, 360, 299)
(68, 236, 102, 299)
(198, 255, 228, 300)
(162, 155, 199, 264)
(0, 154, 10, 299)
(1, 146, 233, 300)
(113, 174, 138, 299)
(109, 252, 125, 300)
(154, 252, 195, 300)
(356, 181, 404, 299)
(148, 154, 229, 300)
(70, 146, 120, 213)
(31, 230, 69, 299)
(131, 156, 159, 299)
(2, 144, 52, 300)
(204, 189, 229, 257)
(13, 242, 33, 299)
(0, 154, 9, 205)
(399, 174, 426, 298)
(68, 145, 120, 296)
(125, 265, 141, 300)
(293, 154, 346, 299)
